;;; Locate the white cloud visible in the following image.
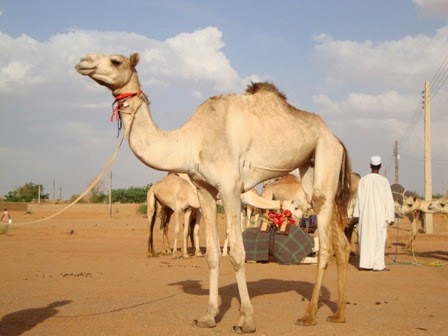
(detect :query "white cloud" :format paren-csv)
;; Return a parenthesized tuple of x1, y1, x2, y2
(413, 0, 448, 18)
(313, 27, 448, 92)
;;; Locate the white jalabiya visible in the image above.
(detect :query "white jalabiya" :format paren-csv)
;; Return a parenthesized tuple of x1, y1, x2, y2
(353, 173, 395, 270)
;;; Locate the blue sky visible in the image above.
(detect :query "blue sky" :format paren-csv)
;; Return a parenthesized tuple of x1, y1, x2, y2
(1, 0, 448, 199)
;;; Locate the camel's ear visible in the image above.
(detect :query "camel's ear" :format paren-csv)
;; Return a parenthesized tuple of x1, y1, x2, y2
(130, 53, 140, 68)
(413, 196, 417, 202)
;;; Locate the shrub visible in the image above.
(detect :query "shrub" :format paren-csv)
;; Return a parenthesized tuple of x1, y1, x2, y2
(0, 224, 10, 235)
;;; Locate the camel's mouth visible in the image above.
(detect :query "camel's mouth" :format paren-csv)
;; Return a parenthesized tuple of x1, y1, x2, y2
(74, 64, 96, 75)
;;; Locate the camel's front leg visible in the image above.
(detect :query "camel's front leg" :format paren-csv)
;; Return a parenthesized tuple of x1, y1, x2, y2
(172, 211, 182, 259)
(193, 211, 203, 257)
(192, 188, 220, 329)
(181, 209, 192, 259)
(224, 190, 256, 333)
(404, 217, 419, 250)
(326, 224, 350, 323)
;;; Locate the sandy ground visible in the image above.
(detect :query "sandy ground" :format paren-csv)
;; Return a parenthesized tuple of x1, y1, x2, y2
(1, 210, 448, 336)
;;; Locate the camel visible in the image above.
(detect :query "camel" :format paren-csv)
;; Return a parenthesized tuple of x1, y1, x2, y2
(221, 188, 306, 256)
(428, 194, 448, 213)
(146, 172, 202, 259)
(75, 52, 352, 332)
(261, 172, 360, 252)
(397, 195, 436, 249)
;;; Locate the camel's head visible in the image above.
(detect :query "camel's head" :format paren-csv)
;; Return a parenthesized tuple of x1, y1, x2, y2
(400, 195, 420, 215)
(428, 196, 448, 213)
(281, 199, 311, 222)
(394, 201, 405, 218)
(75, 53, 140, 91)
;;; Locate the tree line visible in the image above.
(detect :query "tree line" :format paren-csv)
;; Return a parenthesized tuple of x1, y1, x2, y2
(2, 181, 152, 204)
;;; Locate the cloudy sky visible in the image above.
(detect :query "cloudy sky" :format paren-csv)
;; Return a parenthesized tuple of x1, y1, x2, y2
(1, 0, 448, 199)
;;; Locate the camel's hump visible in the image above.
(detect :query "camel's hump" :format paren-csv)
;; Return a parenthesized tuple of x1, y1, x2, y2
(245, 81, 287, 101)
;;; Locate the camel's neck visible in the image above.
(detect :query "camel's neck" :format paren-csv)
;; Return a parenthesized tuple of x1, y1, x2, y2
(114, 79, 194, 173)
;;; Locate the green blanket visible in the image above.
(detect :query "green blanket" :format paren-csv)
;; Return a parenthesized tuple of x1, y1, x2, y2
(243, 224, 315, 265)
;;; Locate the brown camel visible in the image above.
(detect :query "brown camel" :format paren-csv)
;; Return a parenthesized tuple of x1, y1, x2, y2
(147, 173, 202, 259)
(75, 52, 352, 332)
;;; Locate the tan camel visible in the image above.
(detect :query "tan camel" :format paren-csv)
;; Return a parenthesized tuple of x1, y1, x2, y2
(261, 172, 360, 252)
(147, 173, 202, 259)
(261, 174, 311, 211)
(396, 195, 435, 249)
(76, 53, 352, 332)
(221, 188, 306, 256)
(428, 194, 448, 213)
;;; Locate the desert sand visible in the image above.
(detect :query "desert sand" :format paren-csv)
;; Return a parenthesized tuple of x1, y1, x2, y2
(1, 210, 447, 336)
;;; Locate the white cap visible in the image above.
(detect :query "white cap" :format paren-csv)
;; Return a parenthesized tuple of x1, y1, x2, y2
(370, 155, 382, 165)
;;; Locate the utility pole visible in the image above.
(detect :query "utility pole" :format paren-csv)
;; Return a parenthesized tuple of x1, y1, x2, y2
(109, 170, 112, 218)
(59, 186, 62, 201)
(53, 179, 56, 202)
(394, 141, 399, 184)
(423, 81, 433, 234)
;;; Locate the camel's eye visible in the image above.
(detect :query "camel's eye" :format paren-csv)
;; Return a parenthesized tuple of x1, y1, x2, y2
(110, 58, 122, 66)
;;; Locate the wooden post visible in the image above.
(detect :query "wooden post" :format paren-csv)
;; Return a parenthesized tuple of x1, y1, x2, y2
(424, 80, 433, 234)
(109, 170, 112, 218)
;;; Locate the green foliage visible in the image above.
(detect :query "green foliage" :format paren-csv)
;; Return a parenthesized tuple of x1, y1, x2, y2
(217, 204, 225, 214)
(0, 224, 10, 235)
(4, 182, 49, 202)
(432, 193, 445, 199)
(111, 184, 152, 203)
(137, 203, 147, 215)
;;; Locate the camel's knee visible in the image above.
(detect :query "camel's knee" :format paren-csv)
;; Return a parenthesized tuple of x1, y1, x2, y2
(311, 190, 327, 214)
(228, 247, 246, 271)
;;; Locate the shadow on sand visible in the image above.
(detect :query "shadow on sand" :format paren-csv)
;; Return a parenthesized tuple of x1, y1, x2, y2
(0, 300, 71, 336)
(168, 278, 335, 323)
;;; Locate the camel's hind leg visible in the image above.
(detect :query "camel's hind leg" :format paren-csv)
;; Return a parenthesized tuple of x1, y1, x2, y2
(327, 222, 350, 323)
(146, 192, 158, 258)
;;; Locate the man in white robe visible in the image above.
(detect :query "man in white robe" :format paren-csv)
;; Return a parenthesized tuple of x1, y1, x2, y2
(353, 156, 395, 271)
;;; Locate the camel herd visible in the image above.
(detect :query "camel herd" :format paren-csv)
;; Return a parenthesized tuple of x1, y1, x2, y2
(75, 52, 446, 333)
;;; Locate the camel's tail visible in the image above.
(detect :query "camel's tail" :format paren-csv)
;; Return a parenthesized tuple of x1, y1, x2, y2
(334, 139, 352, 229)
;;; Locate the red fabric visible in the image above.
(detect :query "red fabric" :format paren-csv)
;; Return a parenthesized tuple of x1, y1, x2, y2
(111, 91, 142, 122)
(267, 210, 295, 227)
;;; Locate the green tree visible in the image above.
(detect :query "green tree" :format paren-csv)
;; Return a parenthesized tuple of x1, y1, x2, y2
(4, 182, 49, 202)
(111, 185, 151, 203)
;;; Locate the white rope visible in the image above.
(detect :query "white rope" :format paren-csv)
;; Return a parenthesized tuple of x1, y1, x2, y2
(10, 96, 142, 226)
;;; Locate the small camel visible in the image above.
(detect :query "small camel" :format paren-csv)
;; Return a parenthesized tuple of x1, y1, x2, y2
(428, 194, 448, 213)
(76, 52, 352, 332)
(397, 195, 435, 249)
(261, 172, 360, 252)
(147, 173, 202, 258)
(221, 188, 306, 256)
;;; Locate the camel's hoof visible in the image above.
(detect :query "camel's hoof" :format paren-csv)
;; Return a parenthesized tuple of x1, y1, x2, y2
(232, 325, 256, 334)
(182, 254, 191, 259)
(195, 252, 204, 257)
(192, 317, 216, 329)
(296, 318, 317, 327)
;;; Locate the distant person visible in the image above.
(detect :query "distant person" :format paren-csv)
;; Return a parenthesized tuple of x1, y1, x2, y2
(1, 208, 12, 224)
(353, 156, 395, 272)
